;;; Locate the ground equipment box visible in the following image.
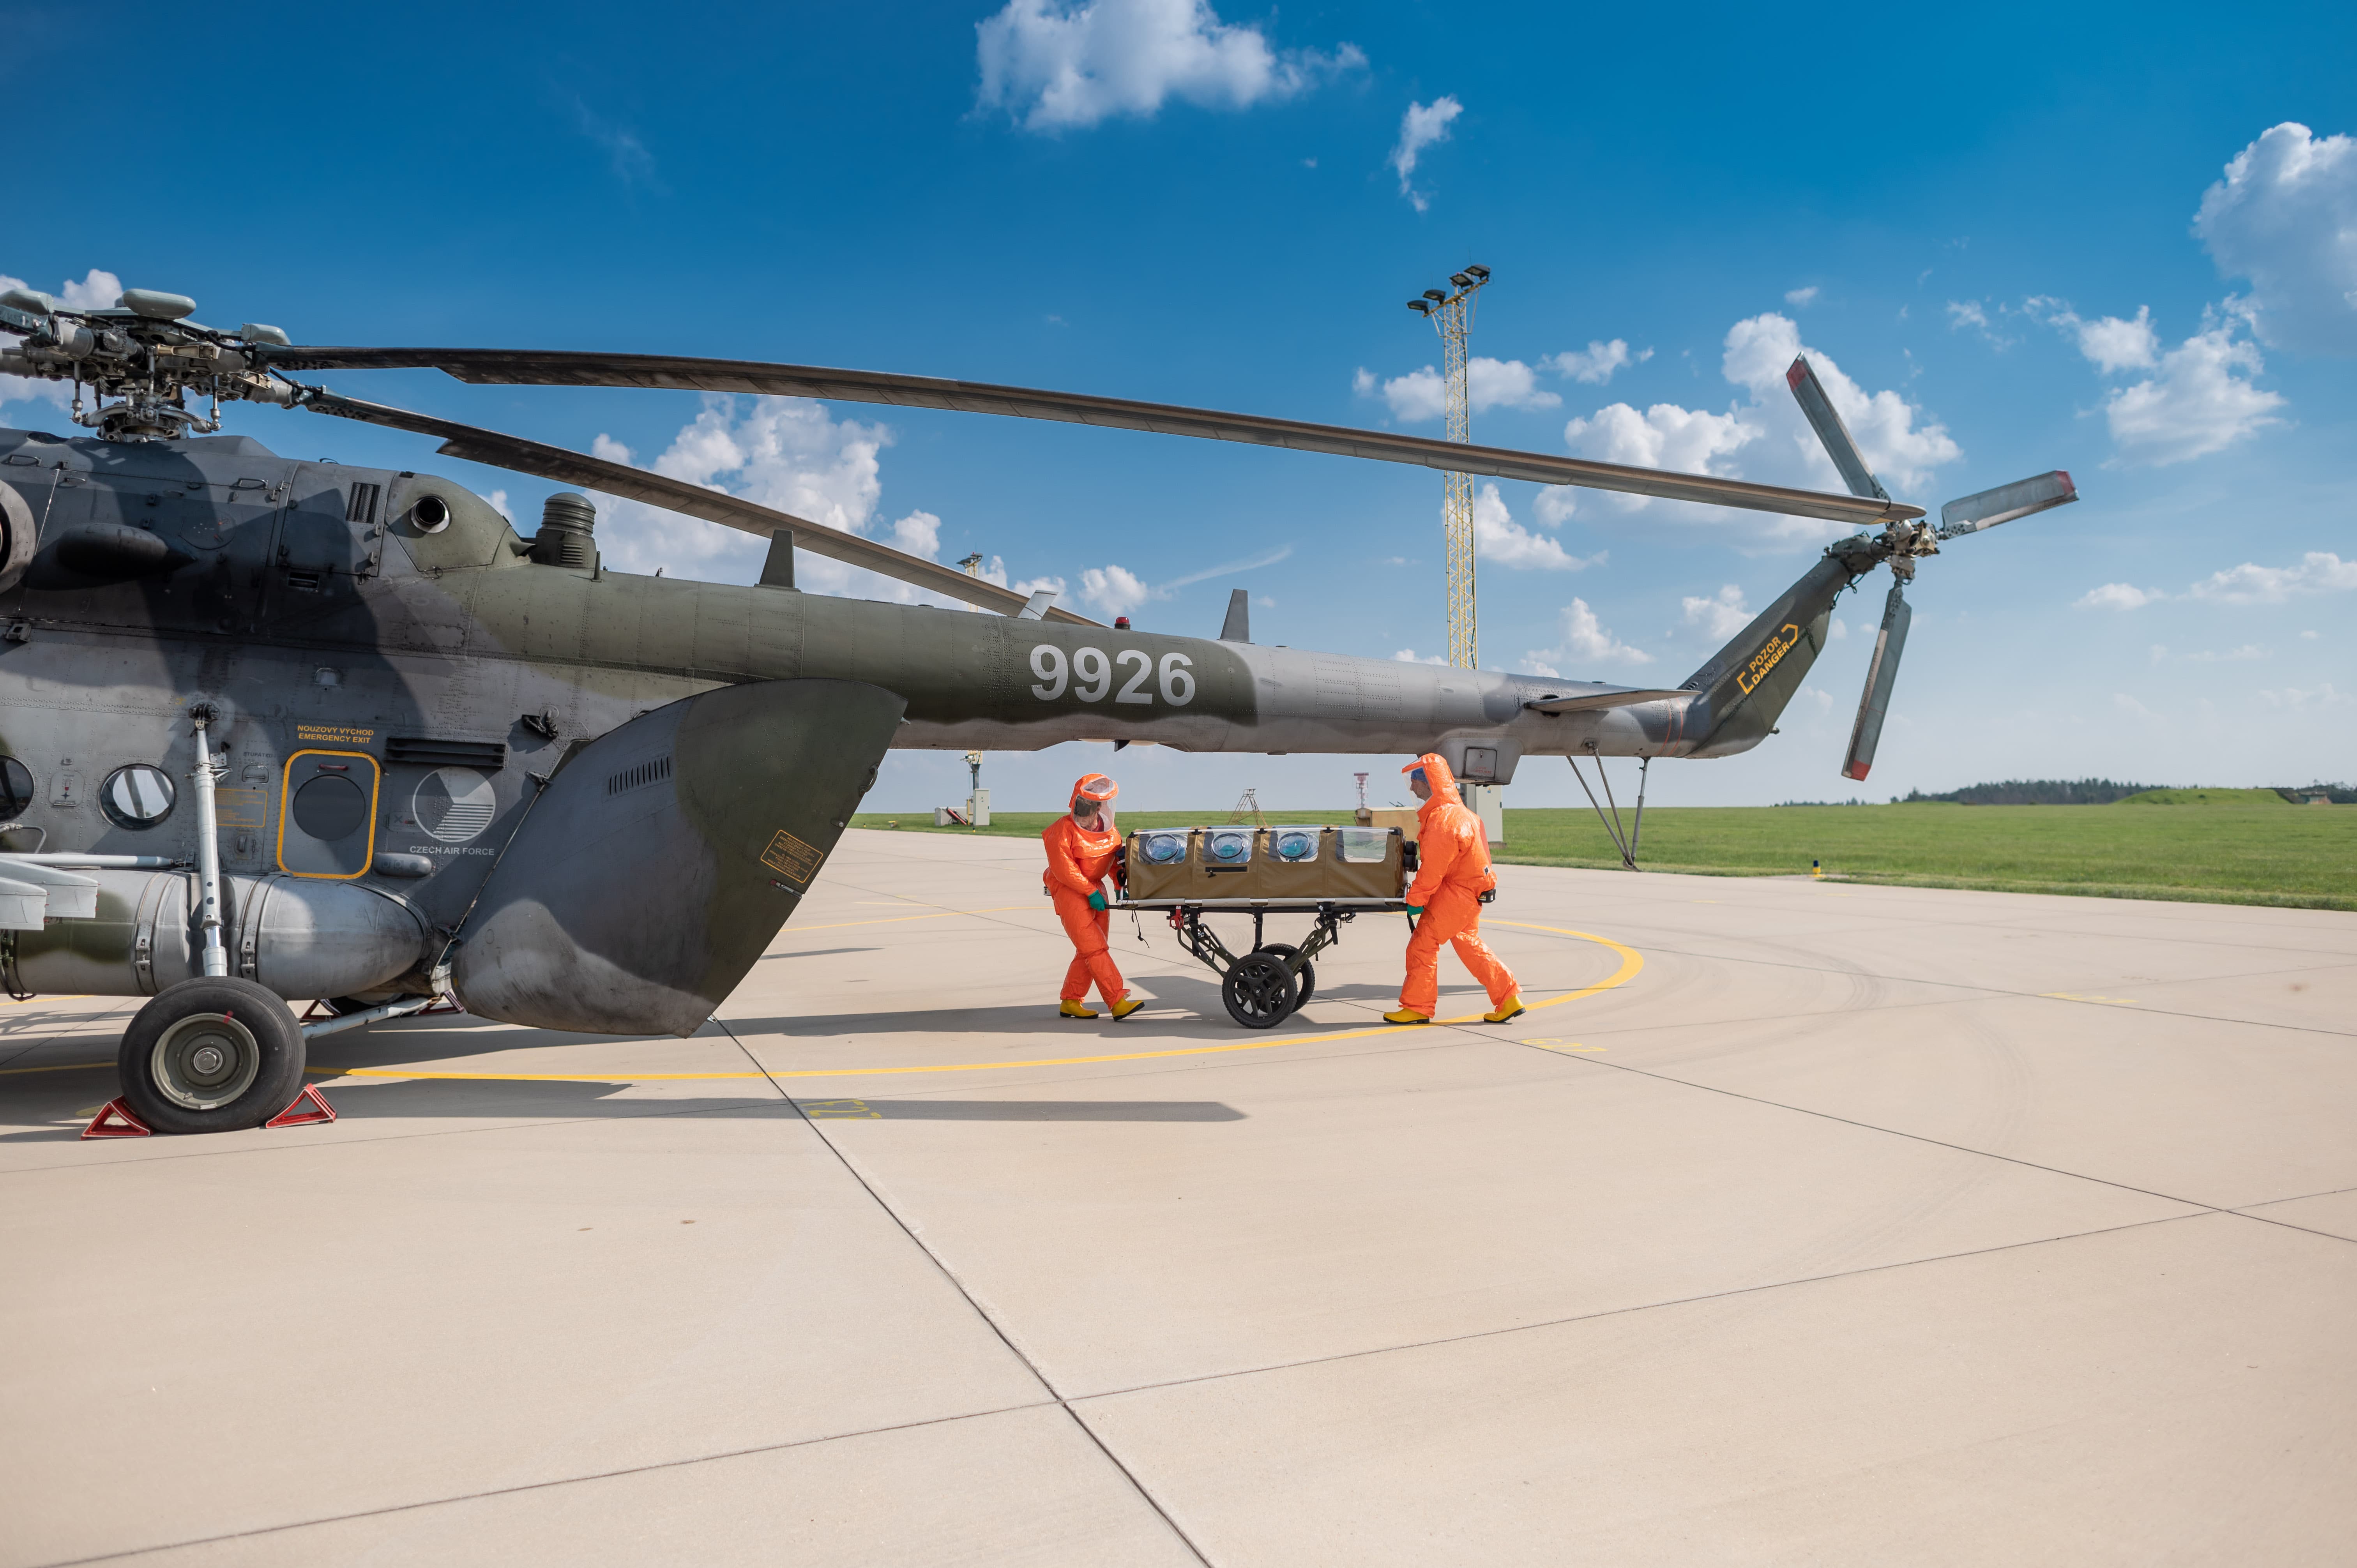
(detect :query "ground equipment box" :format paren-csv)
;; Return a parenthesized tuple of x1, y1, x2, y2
(1124, 826, 1404, 901)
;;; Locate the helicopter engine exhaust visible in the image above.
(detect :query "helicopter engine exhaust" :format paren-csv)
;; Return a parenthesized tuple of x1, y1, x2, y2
(448, 677, 905, 1037)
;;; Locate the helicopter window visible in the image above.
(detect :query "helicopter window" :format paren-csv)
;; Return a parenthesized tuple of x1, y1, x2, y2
(0, 758, 34, 820)
(292, 774, 369, 840)
(99, 765, 177, 830)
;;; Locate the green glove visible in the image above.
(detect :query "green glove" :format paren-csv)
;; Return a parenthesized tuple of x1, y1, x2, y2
(1087, 890, 1108, 911)
(1405, 904, 1424, 916)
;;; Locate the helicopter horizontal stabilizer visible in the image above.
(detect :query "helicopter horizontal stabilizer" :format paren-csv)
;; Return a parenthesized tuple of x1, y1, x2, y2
(450, 678, 905, 1037)
(1521, 687, 1691, 714)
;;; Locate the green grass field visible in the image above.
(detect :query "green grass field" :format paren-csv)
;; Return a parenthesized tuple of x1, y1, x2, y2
(849, 802, 2357, 911)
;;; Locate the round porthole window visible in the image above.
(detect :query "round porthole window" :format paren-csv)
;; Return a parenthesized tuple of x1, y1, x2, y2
(100, 764, 177, 829)
(292, 773, 369, 841)
(0, 757, 33, 821)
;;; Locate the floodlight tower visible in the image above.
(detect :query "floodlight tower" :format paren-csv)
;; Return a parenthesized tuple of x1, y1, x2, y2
(958, 552, 989, 825)
(1405, 264, 1491, 669)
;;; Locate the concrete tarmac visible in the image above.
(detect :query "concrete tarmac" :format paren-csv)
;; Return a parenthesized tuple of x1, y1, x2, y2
(2, 827, 2351, 1566)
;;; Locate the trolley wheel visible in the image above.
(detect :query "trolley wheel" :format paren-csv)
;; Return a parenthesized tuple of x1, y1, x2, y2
(1222, 952, 1299, 1030)
(116, 977, 307, 1135)
(1252, 943, 1315, 1005)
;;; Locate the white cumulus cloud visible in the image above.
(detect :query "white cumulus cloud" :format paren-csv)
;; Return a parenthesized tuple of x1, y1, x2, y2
(2195, 122, 2357, 355)
(1389, 96, 1461, 212)
(1357, 356, 1559, 421)
(1392, 648, 1447, 665)
(2185, 551, 2357, 604)
(1561, 313, 1959, 544)
(1785, 286, 1820, 307)
(2076, 582, 2165, 610)
(2030, 295, 2285, 463)
(580, 396, 1008, 606)
(1079, 563, 1152, 616)
(1544, 339, 1649, 385)
(976, 0, 1362, 131)
(1681, 584, 1753, 638)
(2258, 683, 2347, 710)
(1529, 598, 1653, 670)
(2073, 306, 2160, 373)
(1469, 483, 1597, 571)
(1534, 486, 1579, 526)
(2101, 326, 2285, 463)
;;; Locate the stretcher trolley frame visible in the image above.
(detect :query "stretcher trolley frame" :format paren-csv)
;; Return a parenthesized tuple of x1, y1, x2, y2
(1113, 895, 1413, 1030)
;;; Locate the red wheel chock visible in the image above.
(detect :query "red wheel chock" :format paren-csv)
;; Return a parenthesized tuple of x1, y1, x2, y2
(265, 1084, 337, 1129)
(81, 1099, 152, 1139)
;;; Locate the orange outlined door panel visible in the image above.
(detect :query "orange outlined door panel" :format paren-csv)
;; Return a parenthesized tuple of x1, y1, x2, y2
(277, 750, 381, 878)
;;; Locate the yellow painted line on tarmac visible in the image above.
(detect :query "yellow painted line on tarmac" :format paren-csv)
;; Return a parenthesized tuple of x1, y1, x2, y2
(306, 923, 1644, 1084)
(0, 1058, 113, 1075)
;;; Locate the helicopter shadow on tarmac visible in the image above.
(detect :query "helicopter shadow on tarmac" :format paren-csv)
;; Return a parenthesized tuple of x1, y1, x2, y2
(0, 1069, 1245, 1137)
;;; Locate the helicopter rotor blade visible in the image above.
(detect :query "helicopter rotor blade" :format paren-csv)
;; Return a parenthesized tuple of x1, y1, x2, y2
(297, 389, 1102, 625)
(1841, 578, 1912, 782)
(259, 347, 1923, 528)
(1784, 356, 1889, 503)
(1937, 470, 2077, 539)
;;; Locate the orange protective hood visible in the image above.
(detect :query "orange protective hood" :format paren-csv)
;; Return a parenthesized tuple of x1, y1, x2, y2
(1070, 772, 1118, 834)
(1403, 752, 1463, 809)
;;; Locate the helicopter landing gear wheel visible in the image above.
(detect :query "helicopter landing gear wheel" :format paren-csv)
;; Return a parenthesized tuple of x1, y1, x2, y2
(1251, 943, 1315, 1005)
(116, 977, 306, 1135)
(1221, 952, 1299, 1030)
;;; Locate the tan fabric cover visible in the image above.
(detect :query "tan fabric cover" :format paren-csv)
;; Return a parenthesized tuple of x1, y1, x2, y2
(1124, 828, 1403, 901)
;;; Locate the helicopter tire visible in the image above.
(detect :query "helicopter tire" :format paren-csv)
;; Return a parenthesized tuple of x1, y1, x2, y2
(1251, 943, 1315, 1005)
(116, 977, 307, 1135)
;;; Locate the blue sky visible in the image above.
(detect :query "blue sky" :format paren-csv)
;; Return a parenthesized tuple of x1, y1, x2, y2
(6, 0, 2352, 810)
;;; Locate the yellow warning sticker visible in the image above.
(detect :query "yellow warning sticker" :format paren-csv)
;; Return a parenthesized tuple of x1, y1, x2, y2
(212, 788, 266, 830)
(760, 828, 823, 887)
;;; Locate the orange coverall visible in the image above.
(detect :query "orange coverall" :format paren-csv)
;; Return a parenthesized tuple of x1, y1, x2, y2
(1398, 752, 1518, 1017)
(1043, 814, 1127, 1006)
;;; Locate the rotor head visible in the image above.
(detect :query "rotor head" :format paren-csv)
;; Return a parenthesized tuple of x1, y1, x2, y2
(0, 289, 297, 442)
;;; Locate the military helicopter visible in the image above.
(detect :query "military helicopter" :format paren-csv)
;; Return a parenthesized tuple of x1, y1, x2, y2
(0, 282, 2075, 1134)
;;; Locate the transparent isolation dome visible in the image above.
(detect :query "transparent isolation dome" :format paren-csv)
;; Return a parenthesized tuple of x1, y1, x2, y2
(1269, 826, 1322, 863)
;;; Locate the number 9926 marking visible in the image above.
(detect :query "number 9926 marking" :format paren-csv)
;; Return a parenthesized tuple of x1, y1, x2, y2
(1030, 646, 1194, 706)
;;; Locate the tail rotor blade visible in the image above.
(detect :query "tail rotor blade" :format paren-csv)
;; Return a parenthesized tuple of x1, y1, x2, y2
(1841, 581, 1912, 781)
(1785, 357, 1889, 502)
(1938, 470, 2077, 539)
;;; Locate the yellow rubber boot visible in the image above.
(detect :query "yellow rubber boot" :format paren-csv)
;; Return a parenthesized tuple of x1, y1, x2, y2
(1108, 996, 1145, 1021)
(1482, 995, 1526, 1024)
(1059, 999, 1100, 1019)
(1382, 1008, 1431, 1025)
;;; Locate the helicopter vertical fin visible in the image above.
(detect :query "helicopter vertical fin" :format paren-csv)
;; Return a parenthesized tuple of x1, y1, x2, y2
(1221, 589, 1250, 642)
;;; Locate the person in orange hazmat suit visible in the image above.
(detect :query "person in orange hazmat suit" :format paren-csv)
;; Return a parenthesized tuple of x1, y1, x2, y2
(1383, 752, 1525, 1025)
(1043, 773, 1143, 1020)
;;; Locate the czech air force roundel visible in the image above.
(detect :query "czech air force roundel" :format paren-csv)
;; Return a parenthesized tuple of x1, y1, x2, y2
(412, 767, 497, 843)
